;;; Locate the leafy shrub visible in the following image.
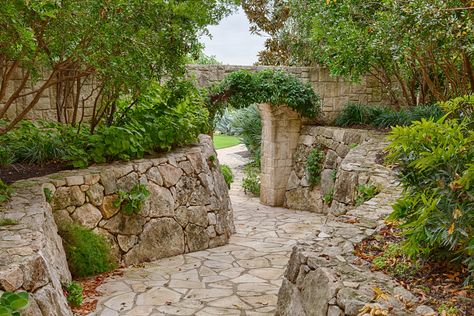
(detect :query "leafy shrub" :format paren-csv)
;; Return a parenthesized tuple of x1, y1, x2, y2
(323, 190, 334, 205)
(386, 98, 474, 284)
(230, 105, 262, 163)
(114, 184, 150, 216)
(65, 282, 83, 308)
(59, 224, 116, 278)
(0, 180, 12, 204)
(355, 183, 380, 206)
(306, 147, 325, 187)
(0, 81, 209, 168)
(0, 291, 29, 315)
(209, 69, 322, 119)
(335, 103, 444, 128)
(220, 165, 234, 189)
(242, 162, 261, 196)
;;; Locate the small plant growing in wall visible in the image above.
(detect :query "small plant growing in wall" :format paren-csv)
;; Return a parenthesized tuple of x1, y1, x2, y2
(220, 164, 234, 189)
(207, 155, 217, 169)
(0, 291, 29, 315)
(305, 147, 325, 188)
(65, 282, 83, 308)
(114, 184, 150, 216)
(0, 179, 12, 204)
(323, 189, 334, 205)
(355, 183, 380, 206)
(43, 187, 53, 203)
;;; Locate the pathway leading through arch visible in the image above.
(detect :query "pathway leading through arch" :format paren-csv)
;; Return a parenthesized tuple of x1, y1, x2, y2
(91, 145, 329, 316)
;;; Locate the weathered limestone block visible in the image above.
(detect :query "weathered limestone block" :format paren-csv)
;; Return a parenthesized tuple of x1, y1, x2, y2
(124, 218, 185, 265)
(99, 195, 120, 219)
(301, 268, 341, 315)
(158, 164, 183, 187)
(187, 206, 208, 227)
(185, 224, 210, 252)
(117, 172, 139, 191)
(86, 183, 105, 207)
(102, 212, 146, 235)
(71, 203, 102, 229)
(320, 169, 335, 196)
(100, 169, 117, 195)
(142, 184, 174, 218)
(146, 166, 163, 186)
(285, 188, 323, 213)
(333, 170, 358, 205)
(51, 186, 85, 210)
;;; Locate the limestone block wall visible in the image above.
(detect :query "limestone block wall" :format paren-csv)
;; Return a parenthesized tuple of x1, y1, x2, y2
(0, 62, 98, 123)
(187, 64, 390, 122)
(0, 183, 72, 315)
(284, 126, 391, 215)
(1, 64, 390, 123)
(0, 135, 233, 315)
(46, 135, 234, 265)
(259, 104, 302, 206)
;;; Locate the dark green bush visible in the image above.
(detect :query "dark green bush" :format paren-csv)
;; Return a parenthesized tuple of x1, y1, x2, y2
(65, 282, 83, 307)
(242, 162, 260, 196)
(334, 103, 444, 128)
(306, 147, 325, 187)
(0, 291, 29, 315)
(113, 184, 150, 216)
(220, 164, 234, 189)
(229, 105, 262, 163)
(59, 224, 116, 278)
(386, 96, 474, 284)
(209, 69, 322, 119)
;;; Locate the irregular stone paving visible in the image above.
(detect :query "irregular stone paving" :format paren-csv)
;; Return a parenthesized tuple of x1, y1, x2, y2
(93, 142, 397, 316)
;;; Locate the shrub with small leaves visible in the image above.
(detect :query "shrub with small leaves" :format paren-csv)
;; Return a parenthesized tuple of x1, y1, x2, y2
(59, 224, 116, 278)
(114, 184, 151, 216)
(305, 147, 325, 187)
(0, 291, 29, 316)
(242, 162, 260, 196)
(65, 282, 83, 308)
(220, 164, 234, 189)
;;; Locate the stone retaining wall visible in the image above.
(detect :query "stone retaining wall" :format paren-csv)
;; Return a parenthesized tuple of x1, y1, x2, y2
(0, 135, 233, 315)
(284, 126, 389, 215)
(276, 164, 433, 315)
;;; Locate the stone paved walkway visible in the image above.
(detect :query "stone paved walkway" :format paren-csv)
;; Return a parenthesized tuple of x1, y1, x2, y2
(92, 145, 328, 316)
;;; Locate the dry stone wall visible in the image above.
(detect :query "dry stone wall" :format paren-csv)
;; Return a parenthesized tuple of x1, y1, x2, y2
(1, 64, 390, 124)
(285, 126, 389, 215)
(187, 64, 390, 121)
(0, 135, 234, 315)
(47, 135, 234, 265)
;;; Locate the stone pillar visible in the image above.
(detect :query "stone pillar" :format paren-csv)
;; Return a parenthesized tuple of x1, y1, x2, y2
(259, 104, 302, 206)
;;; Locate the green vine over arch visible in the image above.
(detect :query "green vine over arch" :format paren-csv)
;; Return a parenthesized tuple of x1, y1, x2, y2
(207, 70, 322, 119)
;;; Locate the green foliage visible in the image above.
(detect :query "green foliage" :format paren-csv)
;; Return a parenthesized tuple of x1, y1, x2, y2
(0, 180, 12, 204)
(229, 105, 262, 163)
(335, 103, 444, 128)
(438, 304, 459, 316)
(386, 102, 474, 284)
(323, 190, 334, 205)
(0, 82, 209, 168)
(65, 282, 83, 308)
(215, 108, 237, 135)
(0, 291, 29, 316)
(372, 243, 418, 278)
(331, 170, 337, 182)
(59, 224, 116, 278)
(287, 0, 474, 104)
(0, 219, 18, 226)
(43, 188, 53, 203)
(355, 183, 380, 206)
(306, 147, 325, 187)
(242, 163, 261, 197)
(220, 165, 234, 189)
(0, 0, 237, 130)
(114, 184, 150, 216)
(209, 69, 321, 120)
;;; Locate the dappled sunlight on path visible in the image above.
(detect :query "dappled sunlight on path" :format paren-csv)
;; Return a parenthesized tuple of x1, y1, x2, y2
(91, 145, 328, 315)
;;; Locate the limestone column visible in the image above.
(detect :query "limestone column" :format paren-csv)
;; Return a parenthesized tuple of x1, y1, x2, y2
(258, 104, 302, 206)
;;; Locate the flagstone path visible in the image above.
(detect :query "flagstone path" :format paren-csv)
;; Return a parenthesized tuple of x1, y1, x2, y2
(91, 145, 330, 316)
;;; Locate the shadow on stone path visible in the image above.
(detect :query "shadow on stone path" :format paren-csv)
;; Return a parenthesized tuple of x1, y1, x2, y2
(91, 145, 329, 316)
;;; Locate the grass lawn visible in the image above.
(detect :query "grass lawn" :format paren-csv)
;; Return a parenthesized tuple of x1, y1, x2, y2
(213, 134, 241, 149)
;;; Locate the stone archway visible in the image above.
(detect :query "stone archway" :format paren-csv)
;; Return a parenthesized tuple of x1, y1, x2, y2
(258, 104, 302, 206)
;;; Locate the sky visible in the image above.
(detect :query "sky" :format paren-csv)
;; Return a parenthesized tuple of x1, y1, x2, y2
(200, 7, 266, 66)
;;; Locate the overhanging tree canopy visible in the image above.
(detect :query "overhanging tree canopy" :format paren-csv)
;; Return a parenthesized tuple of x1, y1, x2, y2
(0, 0, 238, 133)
